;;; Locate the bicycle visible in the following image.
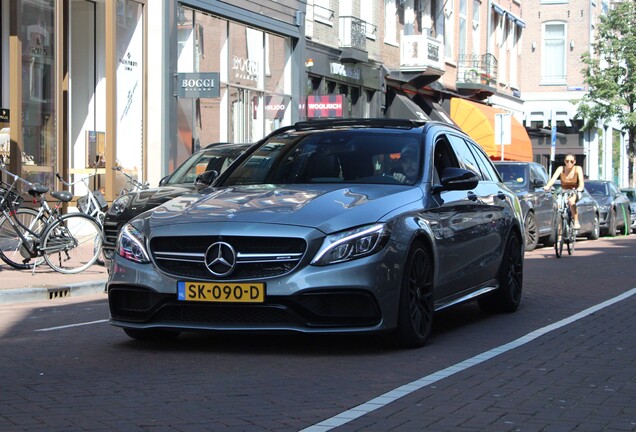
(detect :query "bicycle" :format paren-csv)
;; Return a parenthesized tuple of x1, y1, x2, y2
(112, 166, 149, 196)
(553, 189, 578, 258)
(0, 160, 103, 274)
(56, 171, 109, 265)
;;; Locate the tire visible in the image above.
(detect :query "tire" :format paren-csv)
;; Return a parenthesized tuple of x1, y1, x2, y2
(587, 214, 600, 240)
(0, 208, 46, 269)
(395, 241, 435, 348)
(123, 327, 180, 341)
(41, 213, 102, 274)
(524, 212, 539, 251)
(478, 231, 523, 313)
(554, 215, 564, 258)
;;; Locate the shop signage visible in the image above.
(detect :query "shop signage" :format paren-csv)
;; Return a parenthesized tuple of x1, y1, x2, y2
(265, 96, 289, 120)
(307, 95, 344, 118)
(329, 62, 361, 80)
(177, 73, 220, 98)
(0, 109, 9, 122)
(233, 56, 259, 82)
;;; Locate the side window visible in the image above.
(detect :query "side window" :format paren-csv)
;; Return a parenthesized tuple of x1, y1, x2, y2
(447, 134, 483, 179)
(467, 142, 499, 182)
(531, 164, 548, 185)
(433, 136, 460, 184)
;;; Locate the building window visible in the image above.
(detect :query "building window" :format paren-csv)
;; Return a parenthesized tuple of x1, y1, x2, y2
(384, 0, 397, 45)
(444, 0, 454, 60)
(472, 0, 480, 55)
(542, 22, 567, 84)
(459, 0, 467, 55)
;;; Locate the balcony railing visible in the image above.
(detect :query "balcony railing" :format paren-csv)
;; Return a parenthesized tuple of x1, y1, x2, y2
(339, 16, 367, 51)
(456, 53, 498, 86)
(400, 34, 445, 72)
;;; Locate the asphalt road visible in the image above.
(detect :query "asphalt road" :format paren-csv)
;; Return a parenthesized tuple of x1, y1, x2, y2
(1, 236, 635, 432)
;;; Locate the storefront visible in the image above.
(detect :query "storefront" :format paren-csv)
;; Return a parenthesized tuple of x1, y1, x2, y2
(1, 0, 145, 203)
(302, 42, 383, 119)
(173, 4, 299, 169)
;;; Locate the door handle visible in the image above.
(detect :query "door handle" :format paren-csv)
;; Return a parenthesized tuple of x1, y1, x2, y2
(467, 191, 478, 201)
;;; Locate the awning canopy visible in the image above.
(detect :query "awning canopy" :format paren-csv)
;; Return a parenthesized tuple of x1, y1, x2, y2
(450, 98, 533, 162)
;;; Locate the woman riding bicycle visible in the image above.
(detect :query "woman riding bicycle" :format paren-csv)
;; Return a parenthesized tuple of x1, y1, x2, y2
(544, 153, 585, 229)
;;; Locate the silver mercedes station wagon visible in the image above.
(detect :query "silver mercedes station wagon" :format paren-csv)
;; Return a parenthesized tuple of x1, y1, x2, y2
(107, 119, 524, 348)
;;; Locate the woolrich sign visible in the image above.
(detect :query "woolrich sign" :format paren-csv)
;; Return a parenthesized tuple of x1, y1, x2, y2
(177, 73, 220, 98)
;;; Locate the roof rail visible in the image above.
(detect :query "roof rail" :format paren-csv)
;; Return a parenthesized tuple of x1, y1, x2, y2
(293, 118, 426, 131)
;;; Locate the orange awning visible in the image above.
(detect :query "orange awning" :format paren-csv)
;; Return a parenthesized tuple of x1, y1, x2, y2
(449, 98, 533, 162)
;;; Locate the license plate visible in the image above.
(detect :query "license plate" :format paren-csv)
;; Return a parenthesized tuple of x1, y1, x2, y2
(177, 281, 265, 303)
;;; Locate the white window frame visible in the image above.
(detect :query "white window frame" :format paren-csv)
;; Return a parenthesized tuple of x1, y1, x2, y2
(541, 21, 567, 84)
(472, 0, 480, 55)
(384, 0, 398, 45)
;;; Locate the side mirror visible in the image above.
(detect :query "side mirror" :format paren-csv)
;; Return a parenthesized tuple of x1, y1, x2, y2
(440, 167, 479, 191)
(533, 179, 545, 188)
(158, 175, 169, 186)
(194, 170, 219, 191)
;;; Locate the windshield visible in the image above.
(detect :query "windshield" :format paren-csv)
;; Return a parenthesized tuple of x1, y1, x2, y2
(220, 130, 422, 186)
(586, 182, 609, 196)
(167, 147, 244, 185)
(495, 164, 528, 191)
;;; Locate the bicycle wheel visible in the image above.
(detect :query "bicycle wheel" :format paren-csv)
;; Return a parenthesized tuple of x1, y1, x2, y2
(554, 214, 564, 258)
(567, 220, 576, 255)
(0, 208, 46, 269)
(41, 213, 102, 274)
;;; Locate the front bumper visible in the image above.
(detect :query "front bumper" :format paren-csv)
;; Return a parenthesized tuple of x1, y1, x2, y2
(107, 240, 406, 335)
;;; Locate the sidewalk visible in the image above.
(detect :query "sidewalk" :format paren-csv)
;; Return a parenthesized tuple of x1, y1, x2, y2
(0, 261, 108, 304)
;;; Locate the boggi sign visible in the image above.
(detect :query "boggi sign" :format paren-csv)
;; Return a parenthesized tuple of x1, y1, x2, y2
(176, 72, 220, 98)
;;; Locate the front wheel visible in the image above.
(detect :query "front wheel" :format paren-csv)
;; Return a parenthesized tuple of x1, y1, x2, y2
(554, 215, 564, 258)
(587, 214, 600, 240)
(41, 213, 102, 274)
(524, 212, 539, 251)
(478, 231, 523, 313)
(0, 208, 46, 269)
(395, 241, 435, 348)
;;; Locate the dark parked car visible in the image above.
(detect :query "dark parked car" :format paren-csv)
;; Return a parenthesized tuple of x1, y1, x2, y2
(102, 142, 251, 260)
(585, 180, 631, 237)
(620, 188, 636, 233)
(107, 119, 525, 348)
(494, 161, 557, 251)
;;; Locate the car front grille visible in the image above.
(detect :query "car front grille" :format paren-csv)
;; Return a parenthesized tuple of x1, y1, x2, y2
(109, 286, 381, 328)
(149, 235, 307, 280)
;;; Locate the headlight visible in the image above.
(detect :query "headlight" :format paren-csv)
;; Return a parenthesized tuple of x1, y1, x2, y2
(116, 223, 150, 263)
(108, 194, 131, 216)
(311, 224, 389, 266)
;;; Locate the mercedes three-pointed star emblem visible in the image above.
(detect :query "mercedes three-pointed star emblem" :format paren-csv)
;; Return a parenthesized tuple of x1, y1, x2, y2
(204, 242, 236, 277)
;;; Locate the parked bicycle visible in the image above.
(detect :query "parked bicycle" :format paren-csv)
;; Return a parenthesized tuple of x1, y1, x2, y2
(56, 171, 109, 265)
(0, 160, 103, 273)
(113, 166, 149, 196)
(553, 189, 578, 258)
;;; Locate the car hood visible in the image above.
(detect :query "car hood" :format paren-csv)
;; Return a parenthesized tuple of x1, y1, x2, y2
(143, 184, 423, 233)
(589, 194, 612, 207)
(127, 184, 195, 214)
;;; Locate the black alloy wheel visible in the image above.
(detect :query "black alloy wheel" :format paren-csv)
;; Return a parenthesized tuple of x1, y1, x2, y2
(587, 214, 600, 240)
(478, 231, 523, 313)
(524, 212, 539, 251)
(396, 241, 434, 348)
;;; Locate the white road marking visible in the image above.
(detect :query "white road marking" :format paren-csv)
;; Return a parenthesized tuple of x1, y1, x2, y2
(34, 319, 108, 332)
(300, 287, 636, 432)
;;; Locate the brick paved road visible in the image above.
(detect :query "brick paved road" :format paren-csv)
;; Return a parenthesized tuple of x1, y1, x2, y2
(0, 236, 634, 431)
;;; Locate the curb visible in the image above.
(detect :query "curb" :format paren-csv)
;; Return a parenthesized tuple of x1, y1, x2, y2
(0, 279, 108, 305)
